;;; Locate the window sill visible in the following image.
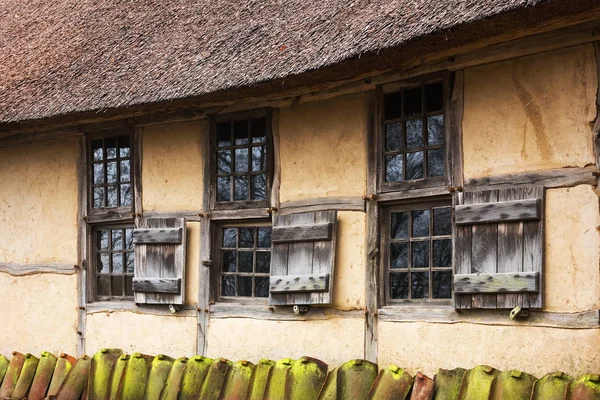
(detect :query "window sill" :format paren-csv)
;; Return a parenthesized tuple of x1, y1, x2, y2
(86, 301, 196, 317)
(210, 302, 364, 321)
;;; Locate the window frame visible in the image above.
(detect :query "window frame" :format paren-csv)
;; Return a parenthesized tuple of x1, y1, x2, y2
(209, 109, 274, 211)
(210, 219, 273, 304)
(376, 72, 451, 194)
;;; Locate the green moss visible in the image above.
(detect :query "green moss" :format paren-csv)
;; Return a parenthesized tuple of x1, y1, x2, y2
(434, 368, 467, 400)
(0, 354, 9, 387)
(337, 359, 378, 400)
(458, 365, 499, 400)
(248, 359, 274, 400)
(146, 354, 174, 400)
(532, 372, 572, 400)
(366, 365, 413, 399)
(288, 356, 328, 400)
(89, 348, 122, 399)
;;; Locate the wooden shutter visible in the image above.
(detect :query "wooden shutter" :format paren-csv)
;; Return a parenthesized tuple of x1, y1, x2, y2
(269, 211, 337, 306)
(454, 187, 544, 309)
(133, 217, 186, 305)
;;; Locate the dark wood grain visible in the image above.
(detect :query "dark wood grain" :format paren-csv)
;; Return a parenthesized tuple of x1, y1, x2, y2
(132, 228, 183, 244)
(271, 222, 332, 243)
(455, 199, 540, 225)
(269, 274, 329, 293)
(454, 272, 539, 293)
(132, 278, 182, 294)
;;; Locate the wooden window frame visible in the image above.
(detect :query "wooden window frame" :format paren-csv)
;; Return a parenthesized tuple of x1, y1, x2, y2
(376, 72, 451, 194)
(210, 219, 272, 304)
(209, 109, 273, 211)
(379, 196, 453, 306)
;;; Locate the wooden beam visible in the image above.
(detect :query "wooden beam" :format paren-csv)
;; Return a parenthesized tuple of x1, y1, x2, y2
(454, 272, 540, 294)
(269, 274, 329, 293)
(132, 278, 182, 294)
(278, 197, 365, 215)
(455, 199, 540, 225)
(271, 222, 332, 243)
(132, 228, 183, 244)
(210, 304, 364, 321)
(76, 135, 88, 357)
(0, 263, 76, 276)
(594, 42, 600, 168)
(86, 302, 196, 317)
(209, 208, 270, 221)
(464, 167, 597, 191)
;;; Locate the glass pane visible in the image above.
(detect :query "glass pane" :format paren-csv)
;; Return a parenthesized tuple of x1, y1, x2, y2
(412, 209, 430, 237)
(98, 230, 109, 250)
(92, 139, 104, 161)
(258, 227, 271, 248)
(237, 276, 252, 296)
(428, 148, 444, 178)
(255, 277, 269, 297)
(234, 176, 248, 201)
(234, 120, 249, 145)
(118, 135, 131, 158)
(239, 251, 253, 273)
(240, 228, 254, 248)
(385, 154, 403, 182)
(125, 276, 133, 296)
(125, 252, 134, 273)
(222, 251, 236, 272)
(412, 241, 429, 268)
(406, 151, 424, 180)
(93, 187, 104, 208)
(120, 184, 131, 206)
(256, 252, 270, 273)
(404, 87, 422, 116)
(433, 239, 452, 268)
(385, 123, 403, 152)
(217, 150, 232, 174)
(391, 212, 409, 239)
(412, 272, 429, 299)
(252, 146, 266, 172)
(105, 137, 117, 159)
(112, 253, 123, 273)
(427, 115, 444, 145)
(390, 242, 408, 269)
(93, 163, 104, 184)
(222, 275, 235, 296)
(97, 275, 110, 296)
(222, 228, 237, 248)
(125, 229, 134, 249)
(390, 272, 408, 299)
(120, 160, 130, 182)
(251, 118, 266, 143)
(252, 174, 266, 201)
(112, 276, 124, 297)
(112, 229, 123, 250)
(433, 207, 452, 236)
(433, 271, 452, 299)
(384, 92, 402, 120)
(98, 253, 109, 273)
(406, 119, 424, 149)
(107, 162, 118, 183)
(425, 82, 444, 112)
(235, 148, 249, 173)
(217, 122, 231, 147)
(107, 185, 118, 207)
(217, 177, 231, 201)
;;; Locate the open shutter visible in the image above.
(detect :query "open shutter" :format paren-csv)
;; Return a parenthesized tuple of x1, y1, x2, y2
(454, 187, 544, 309)
(269, 211, 337, 306)
(133, 217, 186, 305)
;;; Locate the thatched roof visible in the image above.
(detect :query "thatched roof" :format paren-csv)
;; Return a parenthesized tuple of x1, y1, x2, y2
(0, 0, 598, 126)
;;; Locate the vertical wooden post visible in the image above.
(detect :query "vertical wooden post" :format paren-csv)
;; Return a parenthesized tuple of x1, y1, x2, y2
(271, 109, 281, 211)
(448, 70, 465, 189)
(76, 135, 87, 356)
(593, 43, 600, 168)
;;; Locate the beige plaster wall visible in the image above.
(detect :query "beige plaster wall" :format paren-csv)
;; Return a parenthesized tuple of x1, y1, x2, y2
(142, 121, 203, 211)
(544, 185, 600, 312)
(334, 211, 366, 309)
(86, 312, 197, 357)
(279, 94, 367, 202)
(378, 321, 600, 378)
(206, 316, 364, 365)
(0, 138, 78, 264)
(0, 273, 78, 356)
(463, 45, 596, 179)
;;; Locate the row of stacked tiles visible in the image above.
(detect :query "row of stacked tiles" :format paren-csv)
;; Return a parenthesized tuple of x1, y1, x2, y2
(0, 350, 597, 399)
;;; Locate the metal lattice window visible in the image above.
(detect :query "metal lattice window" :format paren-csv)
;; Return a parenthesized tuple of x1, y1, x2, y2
(90, 135, 132, 209)
(383, 82, 445, 183)
(94, 227, 134, 299)
(218, 225, 272, 298)
(384, 202, 453, 302)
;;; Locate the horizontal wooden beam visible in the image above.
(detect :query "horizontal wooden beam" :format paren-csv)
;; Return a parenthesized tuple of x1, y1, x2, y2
(132, 278, 182, 294)
(454, 272, 539, 294)
(464, 167, 597, 191)
(272, 223, 332, 243)
(0, 263, 76, 276)
(455, 199, 540, 225)
(210, 304, 364, 321)
(269, 274, 329, 293)
(86, 301, 196, 317)
(279, 197, 365, 215)
(210, 208, 270, 221)
(132, 228, 183, 244)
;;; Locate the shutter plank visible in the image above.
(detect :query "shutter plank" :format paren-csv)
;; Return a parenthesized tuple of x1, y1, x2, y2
(311, 211, 337, 304)
(269, 215, 289, 306)
(132, 278, 182, 294)
(523, 186, 544, 308)
(286, 213, 315, 305)
(454, 272, 539, 293)
(269, 274, 329, 293)
(455, 199, 540, 225)
(272, 222, 332, 243)
(470, 190, 498, 308)
(132, 228, 183, 244)
(454, 192, 472, 309)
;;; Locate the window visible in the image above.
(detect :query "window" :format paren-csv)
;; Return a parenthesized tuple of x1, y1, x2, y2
(93, 226, 134, 299)
(382, 202, 453, 303)
(214, 223, 272, 299)
(89, 134, 132, 210)
(212, 112, 271, 209)
(380, 80, 446, 191)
